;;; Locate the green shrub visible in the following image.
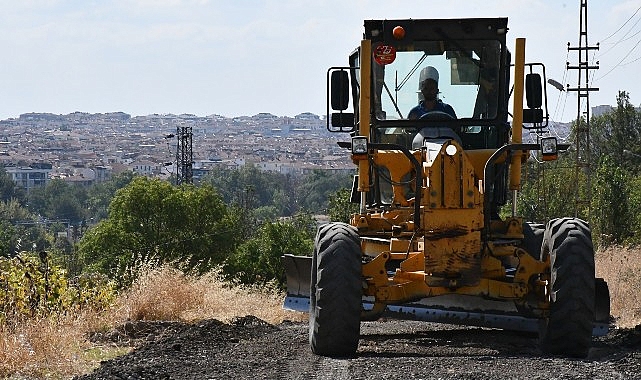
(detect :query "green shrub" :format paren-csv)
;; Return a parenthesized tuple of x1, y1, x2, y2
(0, 252, 116, 322)
(223, 215, 314, 286)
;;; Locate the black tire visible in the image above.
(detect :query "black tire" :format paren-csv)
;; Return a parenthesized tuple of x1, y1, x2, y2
(309, 222, 362, 357)
(539, 217, 595, 358)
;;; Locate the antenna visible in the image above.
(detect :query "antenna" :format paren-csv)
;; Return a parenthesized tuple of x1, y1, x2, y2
(566, 0, 599, 219)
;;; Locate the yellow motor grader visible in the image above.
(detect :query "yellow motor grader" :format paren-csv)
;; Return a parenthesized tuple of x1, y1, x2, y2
(283, 17, 610, 358)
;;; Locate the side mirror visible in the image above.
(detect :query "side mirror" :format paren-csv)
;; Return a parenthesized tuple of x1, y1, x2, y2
(523, 109, 543, 124)
(331, 70, 350, 111)
(523, 73, 543, 124)
(525, 73, 542, 109)
(331, 112, 354, 128)
(328, 68, 355, 131)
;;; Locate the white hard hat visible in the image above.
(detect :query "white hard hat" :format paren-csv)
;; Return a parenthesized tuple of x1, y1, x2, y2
(418, 66, 439, 89)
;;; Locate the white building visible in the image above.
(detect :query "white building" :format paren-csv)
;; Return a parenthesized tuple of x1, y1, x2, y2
(592, 105, 614, 117)
(131, 160, 159, 177)
(6, 165, 51, 192)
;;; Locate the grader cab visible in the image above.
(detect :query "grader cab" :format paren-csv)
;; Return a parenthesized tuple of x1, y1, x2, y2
(283, 17, 610, 358)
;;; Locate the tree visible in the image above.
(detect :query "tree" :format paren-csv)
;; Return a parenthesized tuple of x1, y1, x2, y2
(517, 91, 641, 247)
(0, 220, 18, 256)
(203, 166, 297, 216)
(296, 170, 354, 214)
(583, 91, 641, 246)
(627, 174, 641, 246)
(86, 171, 136, 222)
(328, 188, 358, 223)
(203, 166, 355, 217)
(0, 166, 26, 204)
(28, 179, 88, 223)
(78, 177, 240, 284)
(223, 213, 315, 286)
(591, 158, 632, 245)
(0, 199, 47, 257)
(589, 91, 641, 173)
(0, 198, 34, 222)
(516, 157, 578, 223)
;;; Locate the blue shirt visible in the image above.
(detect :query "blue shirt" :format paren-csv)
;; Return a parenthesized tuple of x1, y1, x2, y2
(407, 100, 457, 120)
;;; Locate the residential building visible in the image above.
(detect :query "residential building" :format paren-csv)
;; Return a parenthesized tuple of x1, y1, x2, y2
(6, 164, 52, 192)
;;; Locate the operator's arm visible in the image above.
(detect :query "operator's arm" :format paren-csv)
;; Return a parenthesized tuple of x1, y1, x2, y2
(407, 105, 422, 120)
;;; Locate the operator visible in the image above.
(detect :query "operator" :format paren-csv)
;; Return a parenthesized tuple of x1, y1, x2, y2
(407, 66, 457, 120)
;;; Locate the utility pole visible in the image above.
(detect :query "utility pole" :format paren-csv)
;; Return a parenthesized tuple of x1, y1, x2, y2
(176, 124, 193, 185)
(566, 0, 599, 220)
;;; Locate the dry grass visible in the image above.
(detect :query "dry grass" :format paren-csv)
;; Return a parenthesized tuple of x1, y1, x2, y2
(0, 266, 305, 379)
(1, 249, 638, 379)
(0, 311, 112, 379)
(596, 246, 641, 328)
(114, 266, 306, 324)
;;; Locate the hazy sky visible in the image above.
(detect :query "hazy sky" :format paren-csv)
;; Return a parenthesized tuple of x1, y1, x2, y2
(0, 0, 639, 122)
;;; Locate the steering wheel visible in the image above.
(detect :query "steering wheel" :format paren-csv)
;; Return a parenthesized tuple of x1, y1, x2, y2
(419, 110, 455, 121)
(413, 110, 461, 147)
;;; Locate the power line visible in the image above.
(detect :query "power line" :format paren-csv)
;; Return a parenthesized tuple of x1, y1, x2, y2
(620, 54, 641, 66)
(599, 5, 641, 43)
(600, 24, 641, 55)
(596, 36, 641, 80)
(584, 49, 600, 113)
(552, 50, 571, 122)
(592, 5, 641, 82)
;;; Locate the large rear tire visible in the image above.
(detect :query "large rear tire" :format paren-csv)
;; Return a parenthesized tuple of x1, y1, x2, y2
(309, 222, 362, 357)
(539, 218, 595, 358)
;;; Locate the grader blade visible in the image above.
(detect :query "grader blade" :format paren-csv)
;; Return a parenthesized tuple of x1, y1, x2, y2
(283, 254, 609, 336)
(282, 254, 312, 312)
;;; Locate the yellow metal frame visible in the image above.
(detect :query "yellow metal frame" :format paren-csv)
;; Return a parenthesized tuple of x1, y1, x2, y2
(510, 38, 526, 191)
(357, 39, 372, 193)
(351, 37, 549, 313)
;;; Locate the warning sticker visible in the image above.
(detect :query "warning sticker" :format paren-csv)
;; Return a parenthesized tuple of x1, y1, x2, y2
(373, 45, 396, 65)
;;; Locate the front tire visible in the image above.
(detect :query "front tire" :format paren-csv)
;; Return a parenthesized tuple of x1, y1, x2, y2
(539, 218, 595, 358)
(309, 222, 362, 357)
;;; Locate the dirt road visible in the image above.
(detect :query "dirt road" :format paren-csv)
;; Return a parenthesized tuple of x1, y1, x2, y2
(76, 316, 641, 379)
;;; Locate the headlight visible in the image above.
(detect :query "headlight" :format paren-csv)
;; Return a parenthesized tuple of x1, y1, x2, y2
(352, 136, 368, 155)
(540, 137, 558, 161)
(445, 144, 458, 156)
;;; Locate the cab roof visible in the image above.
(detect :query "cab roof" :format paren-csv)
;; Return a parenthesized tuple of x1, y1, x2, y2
(364, 18, 508, 44)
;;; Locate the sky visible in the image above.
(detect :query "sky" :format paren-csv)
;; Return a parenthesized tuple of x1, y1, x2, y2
(0, 0, 639, 123)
